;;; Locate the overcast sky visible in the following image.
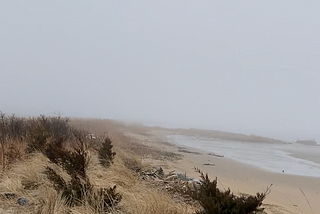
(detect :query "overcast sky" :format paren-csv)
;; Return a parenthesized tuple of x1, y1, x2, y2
(1, 1, 320, 142)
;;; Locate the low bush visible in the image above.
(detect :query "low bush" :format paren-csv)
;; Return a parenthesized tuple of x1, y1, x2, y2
(0, 112, 28, 170)
(97, 136, 116, 168)
(26, 115, 70, 152)
(188, 168, 270, 214)
(0, 112, 71, 154)
(44, 133, 91, 205)
(44, 131, 121, 210)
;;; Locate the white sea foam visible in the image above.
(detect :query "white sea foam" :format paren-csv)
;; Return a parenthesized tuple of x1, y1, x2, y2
(167, 135, 320, 177)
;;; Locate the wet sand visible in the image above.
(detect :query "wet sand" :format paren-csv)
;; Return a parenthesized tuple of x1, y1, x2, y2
(131, 130, 320, 214)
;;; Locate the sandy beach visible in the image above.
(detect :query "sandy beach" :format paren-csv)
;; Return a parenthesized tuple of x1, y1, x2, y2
(128, 129, 320, 214)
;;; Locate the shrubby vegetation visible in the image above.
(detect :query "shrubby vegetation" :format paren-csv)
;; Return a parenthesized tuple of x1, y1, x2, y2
(98, 137, 116, 168)
(0, 112, 121, 211)
(0, 112, 269, 214)
(44, 132, 121, 210)
(187, 168, 270, 214)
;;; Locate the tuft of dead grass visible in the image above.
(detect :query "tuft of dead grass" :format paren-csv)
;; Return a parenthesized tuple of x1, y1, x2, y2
(0, 139, 28, 171)
(122, 188, 194, 214)
(36, 188, 69, 214)
(0, 153, 48, 193)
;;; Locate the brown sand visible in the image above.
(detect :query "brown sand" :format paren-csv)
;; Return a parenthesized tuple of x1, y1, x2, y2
(127, 130, 320, 214)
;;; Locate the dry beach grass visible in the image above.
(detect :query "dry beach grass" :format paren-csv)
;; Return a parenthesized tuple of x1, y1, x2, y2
(0, 116, 197, 214)
(1, 115, 316, 214)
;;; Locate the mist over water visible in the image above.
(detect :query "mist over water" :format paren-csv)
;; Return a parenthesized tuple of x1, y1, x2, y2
(1, 1, 320, 143)
(167, 135, 320, 177)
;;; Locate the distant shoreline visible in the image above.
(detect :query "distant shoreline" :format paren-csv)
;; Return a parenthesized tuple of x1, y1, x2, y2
(137, 128, 320, 214)
(145, 126, 287, 144)
(166, 134, 320, 178)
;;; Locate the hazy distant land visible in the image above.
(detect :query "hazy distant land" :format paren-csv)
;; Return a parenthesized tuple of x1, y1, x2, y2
(147, 126, 287, 144)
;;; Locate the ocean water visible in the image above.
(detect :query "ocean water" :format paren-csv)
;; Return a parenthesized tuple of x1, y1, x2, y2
(167, 135, 320, 177)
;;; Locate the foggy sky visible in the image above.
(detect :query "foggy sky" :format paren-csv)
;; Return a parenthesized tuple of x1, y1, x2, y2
(1, 1, 320, 142)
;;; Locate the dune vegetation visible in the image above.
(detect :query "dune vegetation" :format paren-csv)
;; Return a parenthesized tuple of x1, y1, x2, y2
(0, 112, 267, 214)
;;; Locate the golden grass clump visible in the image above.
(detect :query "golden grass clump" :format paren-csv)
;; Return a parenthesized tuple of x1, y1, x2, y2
(121, 186, 195, 214)
(36, 188, 69, 214)
(0, 139, 28, 171)
(0, 153, 48, 193)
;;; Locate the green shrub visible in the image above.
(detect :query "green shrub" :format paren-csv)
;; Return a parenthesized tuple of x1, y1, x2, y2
(97, 136, 116, 168)
(188, 168, 270, 214)
(44, 131, 121, 210)
(44, 135, 91, 205)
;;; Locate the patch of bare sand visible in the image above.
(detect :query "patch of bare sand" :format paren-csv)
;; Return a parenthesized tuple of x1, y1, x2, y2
(127, 129, 320, 214)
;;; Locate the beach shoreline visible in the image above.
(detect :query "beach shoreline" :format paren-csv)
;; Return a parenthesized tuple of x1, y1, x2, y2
(128, 129, 320, 214)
